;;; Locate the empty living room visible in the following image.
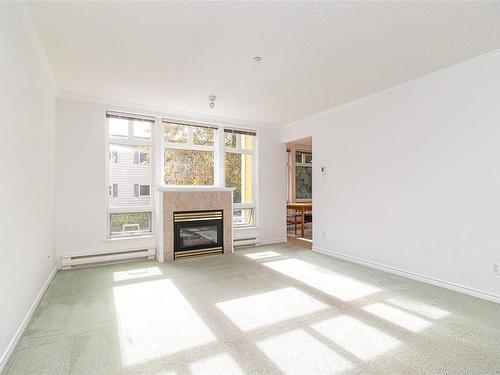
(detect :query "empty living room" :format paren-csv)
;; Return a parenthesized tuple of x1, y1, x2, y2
(2, 1, 500, 374)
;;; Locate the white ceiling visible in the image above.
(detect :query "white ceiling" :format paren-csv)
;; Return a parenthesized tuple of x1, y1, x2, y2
(26, 1, 500, 126)
(287, 137, 312, 148)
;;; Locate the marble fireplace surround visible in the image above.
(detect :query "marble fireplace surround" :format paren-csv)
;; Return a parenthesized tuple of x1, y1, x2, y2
(162, 188, 233, 261)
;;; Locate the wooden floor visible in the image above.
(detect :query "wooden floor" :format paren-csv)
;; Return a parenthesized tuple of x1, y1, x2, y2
(287, 235, 312, 249)
(287, 221, 312, 248)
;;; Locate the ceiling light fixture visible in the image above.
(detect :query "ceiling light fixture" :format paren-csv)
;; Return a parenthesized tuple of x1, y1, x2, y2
(253, 56, 262, 63)
(208, 95, 216, 109)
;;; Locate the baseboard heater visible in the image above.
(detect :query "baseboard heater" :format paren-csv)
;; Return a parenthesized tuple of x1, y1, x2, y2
(61, 248, 156, 270)
(233, 237, 258, 248)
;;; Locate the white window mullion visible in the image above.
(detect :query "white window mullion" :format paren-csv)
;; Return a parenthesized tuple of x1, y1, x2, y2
(216, 126, 224, 187)
(128, 119, 134, 141)
(154, 118, 163, 188)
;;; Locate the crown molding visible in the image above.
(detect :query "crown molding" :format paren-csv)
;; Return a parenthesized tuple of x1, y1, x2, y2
(14, 2, 59, 95)
(285, 48, 500, 129)
(58, 91, 281, 129)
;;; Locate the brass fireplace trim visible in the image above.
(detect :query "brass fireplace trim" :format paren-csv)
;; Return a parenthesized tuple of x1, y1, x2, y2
(174, 211, 223, 222)
(174, 247, 223, 259)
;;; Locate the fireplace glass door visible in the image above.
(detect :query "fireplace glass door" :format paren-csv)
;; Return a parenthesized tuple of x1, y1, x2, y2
(174, 210, 224, 258)
(179, 224, 219, 249)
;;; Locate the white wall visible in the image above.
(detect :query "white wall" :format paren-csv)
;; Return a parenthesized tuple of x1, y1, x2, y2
(56, 98, 286, 259)
(0, 3, 57, 365)
(282, 51, 500, 300)
(236, 125, 287, 244)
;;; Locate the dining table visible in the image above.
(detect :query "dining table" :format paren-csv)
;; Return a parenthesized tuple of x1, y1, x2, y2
(286, 202, 312, 238)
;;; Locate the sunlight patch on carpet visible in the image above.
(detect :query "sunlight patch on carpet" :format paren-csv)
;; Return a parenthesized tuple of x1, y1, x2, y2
(190, 353, 244, 374)
(311, 315, 400, 361)
(385, 297, 450, 319)
(245, 251, 282, 260)
(113, 266, 162, 282)
(263, 258, 381, 301)
(216, 287, 327, 331)
(113, 279, 215, 366)
(363, 303, 431, 333)
(257, 329, 352, 374)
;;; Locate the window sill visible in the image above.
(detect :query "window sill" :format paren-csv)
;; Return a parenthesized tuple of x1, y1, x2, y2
(104, 234, 156, 242)
(234, 225, 258, 231)
(158, 186, 235, 192)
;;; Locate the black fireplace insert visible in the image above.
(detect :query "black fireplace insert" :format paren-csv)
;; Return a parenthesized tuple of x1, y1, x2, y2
(173, 210, 223, 259)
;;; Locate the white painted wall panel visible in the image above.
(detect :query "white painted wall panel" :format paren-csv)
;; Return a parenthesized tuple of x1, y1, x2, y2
(0, 3, 57, 363)
(282, 51, 500, 299)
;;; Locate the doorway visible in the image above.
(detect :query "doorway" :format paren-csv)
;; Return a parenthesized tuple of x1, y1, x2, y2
(286, 137, 312, 248)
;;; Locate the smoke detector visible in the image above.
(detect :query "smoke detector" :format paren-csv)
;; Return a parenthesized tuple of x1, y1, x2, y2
(208, 95, 216, 109)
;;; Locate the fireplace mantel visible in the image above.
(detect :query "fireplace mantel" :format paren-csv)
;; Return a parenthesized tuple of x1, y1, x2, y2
(162, 190, 233, 261)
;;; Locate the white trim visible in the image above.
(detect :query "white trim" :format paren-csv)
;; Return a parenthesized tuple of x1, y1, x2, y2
(234, 225, 259, 231)
(103, 234, 156, 242)
(0, 266, 58, 372)
(258, 238, 288, 246)
(284, 48, 500, 129)
(14, 3, 59, 95)
(164, 142, 215, 152)
(59, 91, 279, 128)
(158, 187, 234, 192)
(312, 247, 500, 305)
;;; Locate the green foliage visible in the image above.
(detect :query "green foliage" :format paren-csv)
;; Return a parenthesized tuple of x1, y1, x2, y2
(225, 153, 242, 203)
(164, 149, 214, 185)
(296, 166, 312, 199)
(111, 212, 150, 233)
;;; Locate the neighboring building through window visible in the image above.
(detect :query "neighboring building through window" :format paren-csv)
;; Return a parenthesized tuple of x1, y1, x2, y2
(224, 128, 256, 227)
(107, 111, 154, 237)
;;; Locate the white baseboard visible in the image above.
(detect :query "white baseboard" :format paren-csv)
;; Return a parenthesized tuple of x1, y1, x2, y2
(0, 265, 58, 372)
(313, 247, 500, 305)
(258, 238, 288, 246)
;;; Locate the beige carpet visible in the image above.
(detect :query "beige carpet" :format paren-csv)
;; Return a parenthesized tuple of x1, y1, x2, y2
(4, 242, 500, 374)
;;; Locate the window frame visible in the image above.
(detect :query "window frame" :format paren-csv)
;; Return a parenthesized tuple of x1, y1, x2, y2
(162, 120, 219, 188)
(294, 150, 312, 202)
(224, 129, 257, 228)
(105, 112, 155, 238)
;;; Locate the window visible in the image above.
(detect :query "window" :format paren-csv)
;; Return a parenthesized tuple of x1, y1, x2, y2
(110, 150, 118, 164)
(110, 184, 118, 197)
(224, 128, 256, 227)
(233, 208, 255, 226)
(295, 151, 312, 200)
(107, 111, 154, 237)
(163, 121, 217, 186)
(106, 111, 260, 235)
(134, 184, 150, 197)
(134, 150, 150, 165)
(110, 212, 151, 236)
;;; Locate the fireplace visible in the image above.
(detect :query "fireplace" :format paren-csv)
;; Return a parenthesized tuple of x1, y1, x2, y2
(173, 210, 224, 259)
